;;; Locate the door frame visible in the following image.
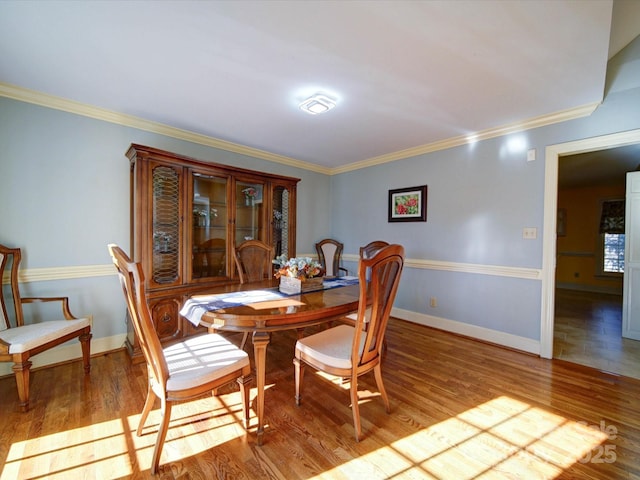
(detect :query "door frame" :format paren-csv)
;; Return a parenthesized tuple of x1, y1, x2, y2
(540, 128, 640, 358)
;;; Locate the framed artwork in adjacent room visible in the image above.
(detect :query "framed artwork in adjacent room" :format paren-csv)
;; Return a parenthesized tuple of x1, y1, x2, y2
(557, 208, 566, 236)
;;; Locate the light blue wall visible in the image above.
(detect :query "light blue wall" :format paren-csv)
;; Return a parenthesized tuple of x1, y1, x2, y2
(333, 35, 640, 342)
(0, 98, 331, 341)
(1, 35, 639, 352)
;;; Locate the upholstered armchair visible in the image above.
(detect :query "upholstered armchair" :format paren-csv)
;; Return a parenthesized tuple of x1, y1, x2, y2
(0, 244, 92, 412)
(315, 238, 348, 277)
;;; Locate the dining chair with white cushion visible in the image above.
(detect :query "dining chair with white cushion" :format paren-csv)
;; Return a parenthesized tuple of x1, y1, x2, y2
(108, 244, 251, 475)
(0, 244, 92, 412)
(293, 244, 405, 441)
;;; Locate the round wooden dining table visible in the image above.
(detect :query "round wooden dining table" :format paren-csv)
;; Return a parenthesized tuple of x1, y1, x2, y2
(193, 279, 361, 445)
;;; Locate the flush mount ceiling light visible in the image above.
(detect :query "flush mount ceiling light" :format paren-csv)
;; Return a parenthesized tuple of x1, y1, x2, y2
(299, 94, 336, 115)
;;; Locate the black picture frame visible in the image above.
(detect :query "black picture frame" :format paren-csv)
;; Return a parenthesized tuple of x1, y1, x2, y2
(388, 185, 427, 222)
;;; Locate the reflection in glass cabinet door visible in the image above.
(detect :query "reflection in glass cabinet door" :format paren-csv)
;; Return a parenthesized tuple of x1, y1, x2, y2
(152, 165, 180, 284)
(272, 185, 289, 258)
(236, 181, 264, 246)
(192, 173, 228, 279)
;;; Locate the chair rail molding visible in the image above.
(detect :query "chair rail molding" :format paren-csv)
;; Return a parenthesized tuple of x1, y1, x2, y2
(5, 257, 541, 285)
(2, 264, 115, 284)
(342, 254, 541, 280)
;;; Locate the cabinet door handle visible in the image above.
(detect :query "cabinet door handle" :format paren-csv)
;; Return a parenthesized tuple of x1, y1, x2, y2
(161, 313, 171, 323)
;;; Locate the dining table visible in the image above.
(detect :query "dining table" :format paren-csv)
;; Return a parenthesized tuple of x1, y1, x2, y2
(180, 276, 361, 445)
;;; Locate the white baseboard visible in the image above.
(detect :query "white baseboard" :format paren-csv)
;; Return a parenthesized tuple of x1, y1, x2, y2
(0, 333, 127, 378)
(1, 309, 541, 379)
(392, 307, 540, 355)
(555, 283, 622, 296)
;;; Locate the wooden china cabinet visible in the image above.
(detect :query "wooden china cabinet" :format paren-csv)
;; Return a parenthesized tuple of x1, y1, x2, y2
(126, 144, 299, 362)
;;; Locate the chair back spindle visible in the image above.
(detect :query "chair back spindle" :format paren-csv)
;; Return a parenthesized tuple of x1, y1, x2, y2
(0, 247, 25, 330)
(354, 244, 404, 366)
(109, 245, 170, 390)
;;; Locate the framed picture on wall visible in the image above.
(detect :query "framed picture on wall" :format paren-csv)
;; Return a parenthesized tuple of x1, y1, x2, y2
(388, 185, 427, 222)
(557, 208, 567, 236)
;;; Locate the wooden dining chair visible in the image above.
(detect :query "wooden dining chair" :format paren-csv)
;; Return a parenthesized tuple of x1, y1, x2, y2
(293, 244, 405, 441)
(341, 240, 390, 327)
(359, 240, 390, 260)
(359, 239, 391, 293)
(0, 244, 92, 412)
(233, 239, 275, 349)
(233, 239, 274, 284)
(108, 244, 251, 475)
(315, 238, 348, 277)
(193, 237, 226, 277)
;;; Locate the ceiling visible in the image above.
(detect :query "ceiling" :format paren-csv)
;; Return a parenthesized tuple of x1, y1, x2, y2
(0, 1, 638, 179)
(560, 144, 640, 189)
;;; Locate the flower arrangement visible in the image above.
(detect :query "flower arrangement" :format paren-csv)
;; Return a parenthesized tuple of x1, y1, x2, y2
(272, 255, 323, 280)
(242, 187, 257, 198)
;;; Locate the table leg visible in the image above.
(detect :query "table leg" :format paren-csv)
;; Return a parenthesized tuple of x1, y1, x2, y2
(252, 328, 270, 445)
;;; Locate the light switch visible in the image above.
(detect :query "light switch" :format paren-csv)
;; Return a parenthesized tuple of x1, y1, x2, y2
(527, 149, 536, 162)
(523, 227, 537, 239)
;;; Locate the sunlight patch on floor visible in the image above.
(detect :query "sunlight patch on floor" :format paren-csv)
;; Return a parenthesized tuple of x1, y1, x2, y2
(2, 416, 134, 480)
(1, 396, 247, 480)
(310, 396, 608, 479)
(2, 393, 610, 479)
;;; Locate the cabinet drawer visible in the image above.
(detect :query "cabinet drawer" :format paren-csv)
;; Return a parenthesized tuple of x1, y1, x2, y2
(150, 297, 182, 340)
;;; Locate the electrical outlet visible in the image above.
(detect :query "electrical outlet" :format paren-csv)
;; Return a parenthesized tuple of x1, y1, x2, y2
(523, 227, 537, 239)
(430, 297, 437, 308)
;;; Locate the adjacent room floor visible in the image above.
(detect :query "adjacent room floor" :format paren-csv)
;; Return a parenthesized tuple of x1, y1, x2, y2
(554, 288, 640, 380)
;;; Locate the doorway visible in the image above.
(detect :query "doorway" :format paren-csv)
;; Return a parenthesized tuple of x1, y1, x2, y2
(553, 148, 628, 375)
(540, 129, 640, 367)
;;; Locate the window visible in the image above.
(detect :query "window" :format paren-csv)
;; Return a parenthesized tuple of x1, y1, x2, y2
(599, 199, 625, 275)
(603, 233, 624, 273)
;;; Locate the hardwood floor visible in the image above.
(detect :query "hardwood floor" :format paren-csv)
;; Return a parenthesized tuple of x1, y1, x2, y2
(554, 288, 640, 380)
(1, 319, 639, 479)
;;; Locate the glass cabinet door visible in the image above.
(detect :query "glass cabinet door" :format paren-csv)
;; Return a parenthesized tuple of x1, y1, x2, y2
(191, 173, 229, 280)
(272, 185, 291, 259)
(235, 180, 265, 246)
(151, 163, 182, 286)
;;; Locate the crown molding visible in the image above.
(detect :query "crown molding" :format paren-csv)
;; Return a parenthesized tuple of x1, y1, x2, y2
(331, 102, 601, 174)
(1, 82, 599, 176)
(0, 82, 331, 175)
